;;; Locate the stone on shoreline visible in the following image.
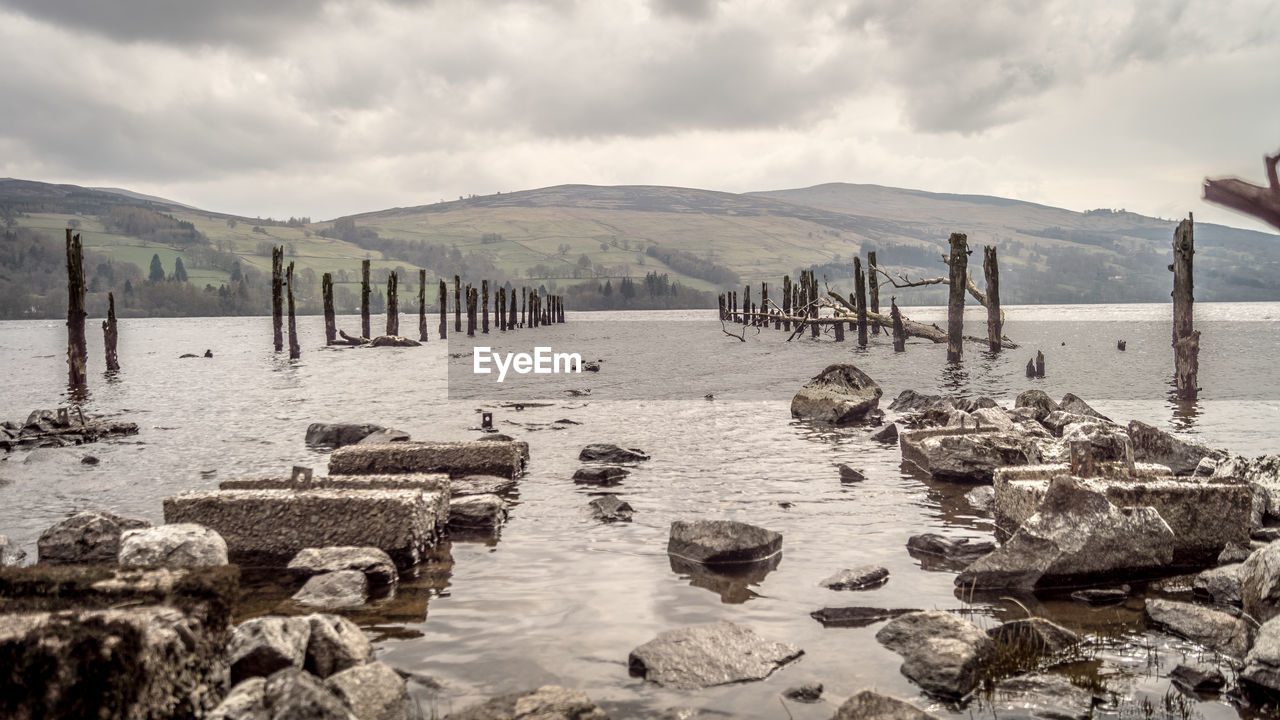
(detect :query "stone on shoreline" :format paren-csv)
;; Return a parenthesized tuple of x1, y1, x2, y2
(369, 335, 421, 347)
(667, 519, 782, 566)
(906, 533, 995, 569)
(869, 423, 899, 444)
(1242, 615, 1280, 695)
(790, 364, 883, 424)
(293, 570, 369, 609)
(578, 444, 649, 463)
(306, 614, 373, 679)
(119, 523, 228, 568)
(1127, 420, 1226, 476)
(288, 546, 398, 589)
(330, 441, 525, 479)
(1194, 563, 1244, 606)
(875, 610, 992, 699)
(831, 690, 941, 720)
(446, 685, 609, 720)
(448, 494, 508, 532)
(899, 427, 1041, 482)
(628, 621, 802, 689)
(305, 423, 403, 449)
(1144, 598, 1251, 658)
(0, 535, 26, 567)
(325, 661, 410, 720)
(1242, 541, 1280, 624)
(228, 616, 311, 684)
(37, 510, 152, 565)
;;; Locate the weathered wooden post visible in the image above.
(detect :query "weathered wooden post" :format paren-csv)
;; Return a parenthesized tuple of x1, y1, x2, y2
(891, 297, 906, 352)
(1172, 215, 1198, 399)
(273, 246, 285, 351)
(854, 258, 868, 347)
(454, 275, 462, 333)
(1036, 350, 1045, 378)
(509, 288, 517, 329)
(360, 258, 371, 340)
(103, 291, 119, 373)
(482, 280, 490, 333)
(809, 271, 819, 339)
(386, 271, 399, 336)
(521, 288, 527, 327)
(743, 285, 751, 325)
(498, 287, 506, 331)
(761, 282, 769, 328)
(286, 262, 300, 359)
(983, 246, 1002, 352)
(418, 269, 428, 342)
(797, 276, 807, 333)
(834, 315, 845, 341)
(945, 233, 969, 362)
(322, 273, 337, 345)
(66, 229, 88, 390)
(782, 275, 792, 331)
(438, 280, 448, 340)
(467, 286, 477, 337)
(868, 251, 880, 335)
(718, 294, 725, 321)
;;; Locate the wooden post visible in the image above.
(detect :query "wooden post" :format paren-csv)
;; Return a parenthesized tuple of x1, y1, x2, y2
(482, 280, 490, 333)
(1035, 350, 1045, 378)
(509, 288, 517, 329)
(797, 276, 806, 333)
(498, 287, 506, 331)
(891, 297, 906, 352)
(286, 262, 300, 359)
(945, 232, 969, 362)
(743, 285, 751, 325)
(521, 288, 527, 327)
(983, 246, 1002, 352)
(360, 258, 371, 340)
(66, 229, 88, 390)
(1172, 214, 1198, 399)
(868, 251, 880, 335)
(454, 275, 461, 333)
(466, 284, 475, 336)
(386, 271, 399, 336)
(761, 282, 769, 329)
(418, 269, 428, 341)
(273, 246, 284, 351)
(438, 280, 448, 340)
(809, 271, 819, 339)
(102, 291, 119, 373)
(854, 257, 868, 347)
(322, 273, 336, 345)
(718, 294, 725, 321)
(834, 316, 845, 341)
(782, 275, 791, 331)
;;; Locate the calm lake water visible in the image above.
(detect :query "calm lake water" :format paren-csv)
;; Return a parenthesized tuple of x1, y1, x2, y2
(2, 303, 1279, 719)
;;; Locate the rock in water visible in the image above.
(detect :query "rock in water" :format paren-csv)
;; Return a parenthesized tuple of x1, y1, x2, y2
(1168, 664, 1226, 694)
(118, 523, 228, 568)
(1127, 420, 1225, 475)
(228, 616, 311, 684)
(1194, 563, 1244, 607)
(831, 690, 942, 720)
(1241, 540, 1280, 623)
(820, 565, 889, 591)
(668, 520, 782, 565)
(1243, 616, 1280, 694)
(956, 475, 1175, 590)
(992, 674, 1094, 720)
(305, 423, 392, 449)
(36, 510, 152, 565)
(870, 423, 899, 444)
(790, 364, 883, 424)
(589, 496, 634, 522)
(1145, 598, 1251, 658)
(573, 466, 630, 486)
(288, 546, 398, 590)
(628, 621, 802, 689)
(369, 335, 422, 347)
(906, 534, 995, 569)
(447, 685, 609, 720)
(325, 661, 410, 720)
(1059, 393, 1108, 420)
(293, 570, 369, 609)
(837, 464, 867, 482)
(810, 607, 918, 628)
(578, 444, 649, 463)
(875, 611, 993, 699)
(448, 494, 509, 530)
(782, 682, 823, 703)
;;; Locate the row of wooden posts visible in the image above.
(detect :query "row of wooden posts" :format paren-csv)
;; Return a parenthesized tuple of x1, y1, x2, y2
(269, 250, 566, 359)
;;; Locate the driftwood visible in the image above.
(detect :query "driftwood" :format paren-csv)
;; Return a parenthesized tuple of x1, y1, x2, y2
(1203, 151, 1280, 230)
(338, 330, 369, 346)
(824, 290, 1017, 349)
(876, 255, 1006, 328)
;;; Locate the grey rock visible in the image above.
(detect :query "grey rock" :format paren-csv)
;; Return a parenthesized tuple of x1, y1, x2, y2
(357, 429, 411, 445)
(305, 423, 390, 449)
(448, 494, 508, 530)
(263, 667, 357, 720)
(957, 476, 1175, 590)
(0, 535, 27, 567)
(1242, 541, 1280, 624)
(875, 610, 992, 699)
(578, 444, 649, 463)
(906, 533, 995, 568)
(206, 676, 268, 720)
(1040, 411, 1096, 437)
(450, 475, 518, 497)
(588, 496, 634, 523)
(831, 689, 941, 720)
(1128, 420, 1226, 476)
(289, 547, 398, 589)
(119, 523, 228, 568)
(1059, 393, 1108, 420)
(820, 565, 889, 591)
(1070, 587, 1130, 605)
(900, 427, 1042, 482)
(628, 620, 802, 689)
(293, 571, 369, 609)
(954, 396, 999, 413)
(837, 464, 867, 482)
(1062, 422, 1133, 470)
(1214, 455, 1280, 521)
(37, 510, 151, 565)
(229, 616, 312, 684)
(306, 614, 373, 679)
(1014, 390, 1059, 419)
(445, 685, 609, 720)
(572, 466, 630, 486)
(1219, 544, 1253, 565)
(810, 607, 918, 628)
(1144, 598, 1251, 658)
(1242, 615, 1280, 693)
(1168, 664, 1226, 694)
(970, 407, 1015, 431)
(1194, 563, 1244, 607)
(965, 486, 995, 512)
(869, 423, 899, 444)
(369, 335, 421, 347)
(326, 661, 410, 720)
(790, 364, 883, 424)
(889, 390, 949, 413)
(668, 519, 782, 565)
(987, 618, 1080, 655)
(782, 682, 823, 703)
(81, 455, 100, 465)
(992, 673, 1094, 720)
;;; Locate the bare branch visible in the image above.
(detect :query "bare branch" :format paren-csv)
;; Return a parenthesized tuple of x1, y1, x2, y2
(1203, 150, 1280, 231)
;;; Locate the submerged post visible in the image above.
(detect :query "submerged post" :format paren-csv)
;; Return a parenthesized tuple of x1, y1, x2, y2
(809, 271, 819, 339)
(498, 286, 506, 331)
(854, 257, 868, 347)
(868, 251, 880, 335)
(891, 297, 906, 352)
(946, 232, 969, 362)
(272, 246, 284, 351)
(322, 273, 336, 345)
(743, 285, 751, 325)
(103, 291, 119, 373)
(782, 275, 791, 331)
(360, 258, 371, 340)
(66, 229, 88, 390)
(466, 284, 475, 336)
(286, 262, 300, 359)
(482, 280, 490, 334)
(983, 246, 1002, 352)
(386, 271, 399, 336)
(454, 275, 461, 333)
(418, 269, 428, 342)
(1172, 214, 1198, 399)
(438, 280, 448, 340)
(509, 288, 517, 329)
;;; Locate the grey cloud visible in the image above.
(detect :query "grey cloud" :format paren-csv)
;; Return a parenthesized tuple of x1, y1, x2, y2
(651, 0, 718, 21)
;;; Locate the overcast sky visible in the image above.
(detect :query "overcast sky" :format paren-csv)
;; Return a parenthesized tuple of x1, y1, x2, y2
(1, 0, 1276, 231)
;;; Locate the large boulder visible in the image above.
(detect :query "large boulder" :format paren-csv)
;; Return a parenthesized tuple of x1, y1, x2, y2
(957, 476, 1175, 590)
(205, 676, 267, 720)
(830, 689, 941, 720)
(1128, 420, 1225, 476)
(228, 615, 312, 684)
(1059, 393, 1108, 420)
(1242, 541, 1280, 624)
(37, 510, 151, 565)
(288, 546, 398, 590)
(1014, 390, 1059, 419)
(790, 364, 883, 424)
(667, 520, 781, 566)
(326, 661, 410, 720)
(306, 423, 398, 449)
(888, 390, 949, 414)
(1213, 455, 1280, 520)
(306, 614, 373, 679)
(628, 621, 802, 689)
(119, 523, 228, 568)
(900, 427, 1041, 482)
(1242, 615, 1280, 695)
(293, 570, 369, 609)
(446, 686, 608, 720)
(369, 335, 421, 348)
(1144, 598, 1251, 658)
(263, 667, 357, 720)
(874, 610, 992, 699)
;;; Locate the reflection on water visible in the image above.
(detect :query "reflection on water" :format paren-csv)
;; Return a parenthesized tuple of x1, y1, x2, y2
(668, 554, 781, 604)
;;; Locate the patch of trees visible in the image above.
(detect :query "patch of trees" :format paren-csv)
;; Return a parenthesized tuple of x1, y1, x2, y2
(644, 245, 740, 286)
(104, 206, 208, 247)
(319, 217, 498, 281)
(562, 272, 716, 310)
